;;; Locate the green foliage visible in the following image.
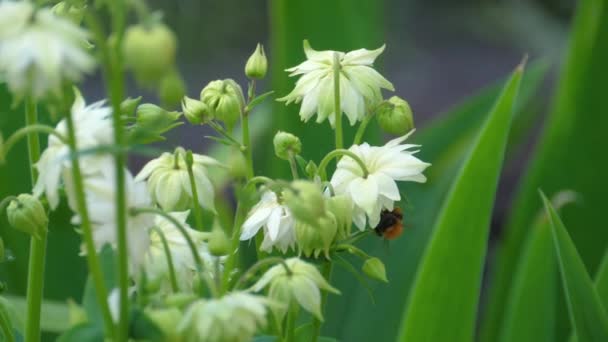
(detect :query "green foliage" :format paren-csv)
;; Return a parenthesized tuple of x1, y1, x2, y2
(541, 193, 608, 342)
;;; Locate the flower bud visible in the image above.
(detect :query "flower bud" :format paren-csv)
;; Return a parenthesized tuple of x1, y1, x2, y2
(305, 161, 317, 178)
(362, 257, 388, 283)
(295, 214, 337, 258)
(67, 299, 88, 327)
(123, 24, 177, 85)
(159, 69, 187, 108)
(51, 2, 86, 25)
(6, 194, 48, 239)
(245, 43, 268, 79)
(182, 96, 213, 125)
(273, 131, 302, 160)
(146, 307, 183, 342)
(282, 181, 325, 227)
(200, 79, 245, 131)
(376, 96, 414, 135)
(208, 225, 230, 256)
(326, 195, 353, 239)
(228, 152, 248, 180)
(136, 104, 182, 133)
(120, 96, 142, 117)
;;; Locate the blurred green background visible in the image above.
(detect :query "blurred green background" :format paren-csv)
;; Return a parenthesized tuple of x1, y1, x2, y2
(3, 0, 608, 341)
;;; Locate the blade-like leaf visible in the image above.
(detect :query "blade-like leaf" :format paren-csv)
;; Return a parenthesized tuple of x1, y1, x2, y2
(541, 192, 608, 342)
(482, 1, 608, 339)
(5, 296, 69, 333)
(397, 62, 524, 341)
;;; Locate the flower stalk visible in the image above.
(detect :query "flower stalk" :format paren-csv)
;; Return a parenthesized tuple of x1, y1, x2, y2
(150, 226, 179, 293)
(317, 149, 370, 181)
(184, 150, 205, 231)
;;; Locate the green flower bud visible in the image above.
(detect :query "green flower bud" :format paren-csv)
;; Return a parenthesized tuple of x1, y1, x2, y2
(228, 152, 248, 180)
(283, 181, 325, 227)
(159, 69, 187, 108)
(51, 2, 86, 24)
(120, 96, 142, 117)
(146, 307, 183, 342)
(67, 299, 88, 327)
(305, 161, 318, 179)
(182, 96, 213, 125)
(295, 214, 337, 258)
(362, 257, 388, 283)
(208, 226, 230, 257)
(200, 79, 245, 131)
(326, 195, 353, 239)
(123, 24, 177, 85)
(245, 43, 268, 79)
(273, 131, 302, 160)
(7, 194, 48, 239)
(136, 103, 182, 133)
(376, 96, 414, 135)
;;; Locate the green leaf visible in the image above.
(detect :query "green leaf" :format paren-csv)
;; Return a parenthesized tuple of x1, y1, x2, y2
(129, 308, 164, 341)
(56, 323, 103, 342)
(4, 295, 69, 333)
(294, 322, 338, 342)
(82, 246, 116, 328)
(397, 62, 524, 342)
(482, 1, 608, 340)
(541, 192, 608, 342)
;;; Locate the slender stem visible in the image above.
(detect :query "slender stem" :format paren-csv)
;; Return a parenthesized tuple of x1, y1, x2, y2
(353, 114, 372, 145)
(285, 304, 297, 342)
(23, 97, 47, 342)
(232, 257, 291, 290)
(287, 152, 299, 180)
(150, 226, 179, 293)
(333, 52, 343, 150)
(183, 151, 204, 231)
(317, 149, 369, 181)
(1, 124, 67, 160)
(311, 261, 333, 342)
(64, 107, 116, 337)
(242, 112, 254, 180)
(221, 202, 247, 292)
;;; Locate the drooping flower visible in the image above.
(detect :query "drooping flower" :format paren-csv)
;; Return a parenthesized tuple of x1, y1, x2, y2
(33, 90, 113, 209)
(0, 1, 95, 99)
(145, 210, 219, 293)
(330, 131, 430, 230)
(278, 40, 394, 126)
(251, 257, 339, 320)
(68, 169, 155, 272)
(178, 292, 273, 342)
(240, 190, 296, 253)
(135, 151, 221, 212)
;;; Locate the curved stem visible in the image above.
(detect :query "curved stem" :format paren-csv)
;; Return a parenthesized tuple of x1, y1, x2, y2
(287, 152, 299, 180)
(0, 196, 17, 214)
(184, 151, 204, 231)
(311, 261, 333, 342)
(150, 226, 179, 293)
(233, 257, 292, 290)
(353, 114, 372, 145)
(64, 106, 116, 338)
(1, 124, 67, 160)
(317, 149, 369, 181)
(131, 207, 218, 297)
(333, 52, 343, 150)
(23, 97, 47, 342)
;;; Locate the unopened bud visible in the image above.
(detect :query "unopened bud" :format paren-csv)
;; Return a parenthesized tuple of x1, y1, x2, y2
(228, 152, 248, 180)
(200, 79, 245, 131)
(7, 194, 48, 239)
(326, 195, 353, 239)
(376, 96, 414, 135)
(159, 69, 187, 108)
(295, 214, 337, 258)
(51, 2, 85, 24)
(283, 181, 325, 226)
(362, 257, 388, 282)
(182, 96, 213, 125)
(120, 96, 142, 117)
(136, 104, 181, 132)
(245, 43, 268, 79)
(146, 307, 183, 341)
(67, 299, 88, 327)
(123, 24, 177, 85)
(208, 226, 230, 256)
(273, 131, 302, 160)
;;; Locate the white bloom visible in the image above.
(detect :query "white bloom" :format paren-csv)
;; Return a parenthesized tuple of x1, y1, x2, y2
(145, 210, 219, 293)
(69, 169, 155, 272)
(240, 190, 296, 253)
(278, 40, 393, 126)
(330, 131, 430, 230)
(178, 292, 272, 342)
(251, 258, 339, 320)
(135, 151, 220, 212)
(33, 90, 113, 209)
(0, 1, 95, 99)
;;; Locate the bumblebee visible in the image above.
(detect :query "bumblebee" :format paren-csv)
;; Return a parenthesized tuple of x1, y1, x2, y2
(374, 207, 404, 240)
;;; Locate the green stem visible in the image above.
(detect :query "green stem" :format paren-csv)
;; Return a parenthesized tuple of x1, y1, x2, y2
(184, 151, 204, 231)
(287, 152, 299, 179)
(353, 114, 372, 145)
(285, 304, 297, 342)
(317, 149, 369, 181)
(333, 52, 343, 150)
(232, 257, 292, 290)
(1, 124, 67, 160)
(64, 105, 116, 338)
(311, 261, 333, 342)
(23, 97, 47, 342)
(150, 226, 179, 293)
(242, 112, 254, 180)
(221, 202, 247, 292)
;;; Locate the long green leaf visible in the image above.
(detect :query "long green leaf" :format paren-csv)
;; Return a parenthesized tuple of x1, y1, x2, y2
(5, 296, 69, 333)
(541, 192, 608, 342)
(482, 1, 608, 339)
(396, 62, 523, 341)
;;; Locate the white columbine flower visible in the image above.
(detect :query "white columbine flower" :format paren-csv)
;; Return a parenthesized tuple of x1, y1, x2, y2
(240, 190, 296, 253)
(145, 210, 218, 293)
(69, 169, 155, 272)
(278, 40, 394, 126)
(251, 258, 339, 320)
(135, 151, 221, 212)
(33, 90, 113, 209)
(0, 1, 95, 99)
(178, 292, 272, 342)
(330, 131, 430, 230)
